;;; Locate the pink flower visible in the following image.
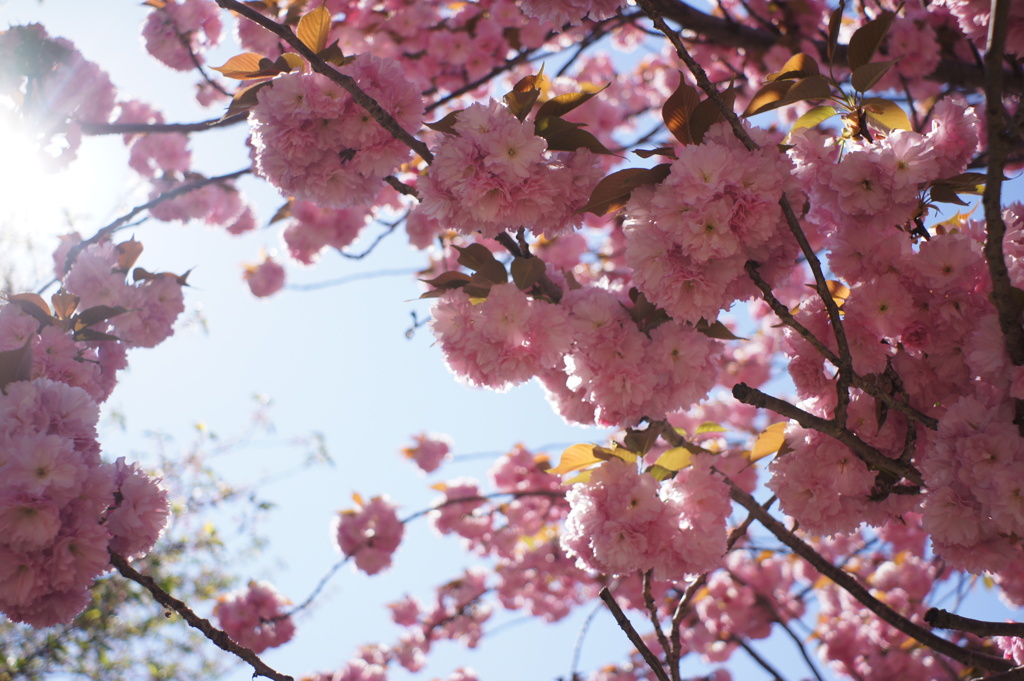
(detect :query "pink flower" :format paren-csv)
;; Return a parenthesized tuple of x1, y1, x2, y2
(214, 581, 295, 653)
(334, 495, 404, 575)
(401, 433, 453, 473)
(141, 0, 222, 71)
(105, 457, 170, 559)
(244, 255, 286, 298)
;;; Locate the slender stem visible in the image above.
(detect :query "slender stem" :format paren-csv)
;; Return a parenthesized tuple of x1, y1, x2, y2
(732, 636, 787, 681)
(80, 116, 246, 135)
(722, 479, 1013, 672)
(215, 0, 433, 164)
(643, 570, 672, 668)
(109, 553, 294, 681)
(600, 586, 672, 681)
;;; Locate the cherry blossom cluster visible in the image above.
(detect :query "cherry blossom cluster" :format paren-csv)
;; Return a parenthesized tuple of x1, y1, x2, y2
(0, 378, 168, 627)
(431, 283, 721, 426)
(141, 0, 223, 71)
(561, 456, 729, 577)
(333, 495, 405, 576)
(249, 55, 423, 209)
(213, 580, 296, 653)
(418, 100, 604, 239)
(623, 123, 802, 324)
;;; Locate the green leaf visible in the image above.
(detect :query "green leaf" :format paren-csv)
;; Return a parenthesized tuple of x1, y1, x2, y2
(767, 53, 820, 82)
(648, 465, 675, 481)
(654, 446, 692, 472)
(848, 11, 895, 71)
(510, 256, 545, 290)
(695, 421, 726, 435)
(662, 73, 701, 145)
(850, 60, 894, 93)
(454, 243, 507, 285)
(577, 164, 672, 216)
(788, 105, 838, 138)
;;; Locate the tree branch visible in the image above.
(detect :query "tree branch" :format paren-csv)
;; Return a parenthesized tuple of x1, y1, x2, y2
(925, 608, 1024, 638)
(80, 115, 246, 136)
(109, 553, 294, 681)
(600, 586, 672, 681)
(215, 0, 433, 164)
(721, 480, 1013, 673)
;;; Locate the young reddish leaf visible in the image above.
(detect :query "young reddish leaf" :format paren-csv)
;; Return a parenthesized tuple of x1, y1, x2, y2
(847, 11, 895, 71)
(654, 447, 693, 472)
(824, 280, 851, 307)
(0, 340, 32, 391)
(536, 84, 608, 120)
(269, 200, 293, 225)
(633, 147, 678, 159)
(767, 53, 820, 82)
(220, 80, 273, 121)
(623, 427, 661, 457)
(862, 97, 912, 133)
(318, 41, 353, 67)
(116, 238, 144, 272)
(74, 305, 129, 328)
(742, 81, 794, 117)
(420, 271, 472, 290)
(425, 110, 462, 136)
(577, 164, 672, 216)
(827, 0, 845, 65)
(510, 256, 545, 290)
(8, 292, 51, 319)
(662, 74, 700, 145)
(535, 116, 615, 155)
(748, 422, 789, 462)
(278, 53, 306, 72)
(850, 60, 894, 93)
(296, 4, 331, 54)
(453, 243, 507, 285)
(696, 319, 746, 340)
(929, 184, 971, 206)
(690, 89, 736, 144)
(596, 445, 638, 464)
(143, 0, 167, 7)
(51, 290, 79, 320)
(547, 443, 604, 475)
(504, 72, 546, 122)
(210, 52, 268, 79)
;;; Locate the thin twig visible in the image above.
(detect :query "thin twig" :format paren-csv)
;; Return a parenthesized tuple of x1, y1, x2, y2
(109, 553, 294, 681)
(643, 570, 672, 666)
(599, 586, 671, 681)
(570, 599, 606, 681)
(80, 115, 246, 136)
(732, 636, 787, 681)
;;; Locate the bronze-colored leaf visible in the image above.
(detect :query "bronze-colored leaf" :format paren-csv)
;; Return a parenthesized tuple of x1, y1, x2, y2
(8, 293, 51, 319)
(116, 238, 144, 272)
(696, 319, 746, 340)
(767, 53, 820, 82)
(425, 110, 462, 136)
(510, 257, 545, 290)
(0, 340, 32, 391)
(634, 147, 678, 159)
(503, 72, 545, 122)
(269, 200, 294, 225)
(781, 75, 832, 105)
(296, 4, 331, 54)
(51, 290, 79, 321)
(420, 271, 472, 290)
(210, 52, 268, 79)
(623, 426, 661, 457)
(74, 305, 128, 328)
(848, 10, 895, 71)
(577, 165, 672, 216)
(742, 81, 794, 117)
(536, 117, 615, 155)
(662, 74, 700, 145)
(862, 97, 911, 132)
(851, 60, 894, 93)
(454, 243, 508, 285)
(690, 89, 736, 144)
(536, 84, 608, 120)
(827, 0, 845, 65)
(220, 80, 273, 121)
